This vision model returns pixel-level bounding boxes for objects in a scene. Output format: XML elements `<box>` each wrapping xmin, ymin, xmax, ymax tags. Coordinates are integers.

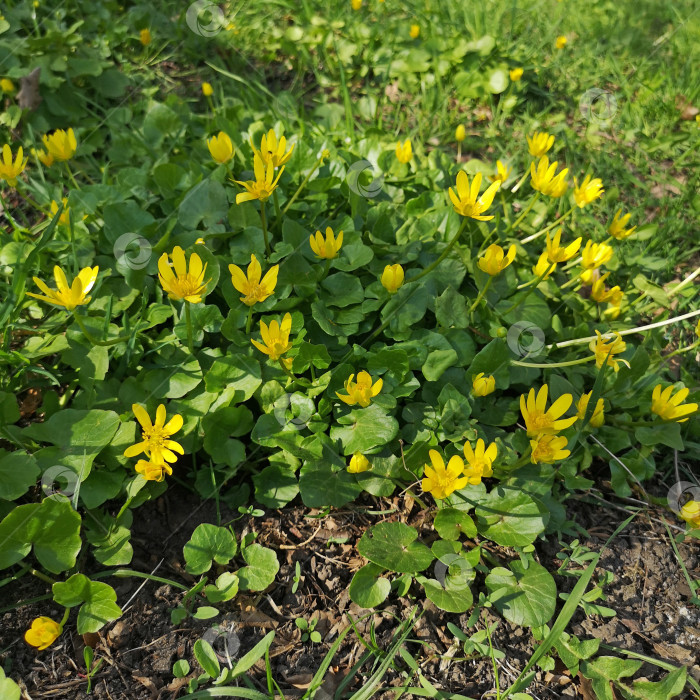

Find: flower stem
<box><xmin>511</xmin><ymin>355</ymin><xmax>596</xmax><ymax>369</ymax></box>
<box><xmin>279</xmin><ymin>154</ymin><xmax>325</xmax><ymax>221</ymax></box>
<box><xmin>469</xmin><ymin>276</ymin><xmax>493</xmax><ymax>313</ymax></box>
<box><xmin>72</xmin><ymin>313</ymin><xmax>130</xmax><ymax>347</ymax></box>
<box><xmin>408</xmin><ymin>218</ymin><xmax>469</xmax><ymax>284</ymax></box>
<box><xmin>64</xmin><ymin>162</ymin><xmax>80</xmax><ymax>190</ymax></box>
<box><xmin>279</xmin><ymin>358</ymin><xmax>296</xmax><ymax>383</ymax></box>
<box><xmin>185</xmin><ymin>302</ymin><xmax>194</xmax><ymax>353</ymax></box>
<box><xmin>507</xmin><ymin>191</ymin><xmax>539</xmax><ymax>233</ymax></box>
<box><xmin>548</xmin><ymin>308</ymin><xmax>700</xmax><ymax>350</ymax></box>
<box><xmin>260</xmin><ymin>202</ymin><xmax>271</xmax><ymax>257</ymax></box>
<box><xmin>245</xmin><ymin>305</ymin><xmax>254</xmax><ymax>335</ymax></box>
<box><xmin>273</xmin><ymin>189</ymin><xmax>282</xmax><ymax>226</ymax></box>
<box><xmin>503</xmin><ymin>269</ymin><xmax>548</xmax><ymax>314</ymax></box>
<box><xmin>520</xmin><ymin>205</ymin><xmax>575</xmax><ymax>244</ymax></box>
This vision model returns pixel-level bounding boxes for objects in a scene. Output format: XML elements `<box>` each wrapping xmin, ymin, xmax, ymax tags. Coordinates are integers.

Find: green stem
<box><xmin>665</xmin><ymin>340</ymin><xmax>700</xmax><ymax>358</ymax></box>
<box><xmin>509</xmin><ymin>168</ymin><xmax>530</xmax><ymax>194</ymax></box>
<box><xmin>511</xmin><ymin>450</ymin><xmax>533</xmax><ymax>469</ymax></box>
<box><xmin>73</xmin><ymin>313</ymin><xmax>130</xmax><ymax>347</ymax></box>
<box><xmin>319</xmin><ymin>257</ymin><xmax>332</xmax><ymax>282</ymax></box>
<box><xmin>503</xmin><ymin>269</ymin><xmax>548</xmax><ymax>314</ymax></box>
<box><xmin>507</xmin><ymin>191</ymin><xmax>539</xmax><ymax>233</ymax></box>
<box><xmin>511</xmin><ymin>355</ymin><xmax>596</xmax><ymax>369</ymax></box>
<box><xmin>64</xmin><ymin>162</ymin><xmax>80</xmax><ymax>190</ymax></box>
<box><xmin>521</xmin><ymin>205</ymin><xmax>575</xmax><ymax>244</ymax></box>
<box><xmin>408</xmin><ymin>218</ymin><xmax>469</xmax><ymax>284</ymax></box>
<box><xmin>30</xmin><ymin>569</ymin><xmax>56</xmax><ymax>585</ymax></box>
<box><xmin>667</xmin><ymin>265</ymin><xmax>700</xmax><ymax>298</ymax></box>
<box><xmin>245</xmin><ymin>305</ymin><xmax>254</xmax><ymax>335</ymax></box>
<box><xmin>260</xmin><ymin>202</ymin><xmax>271</xmax><ymax>257</ymax></box>
<box><xmin>273</xmin><ymin>188</ymin><xmax>282</xmax><ymax>225</ymax></box>
<box><xmin>278</xmin><ymin>358</ymin><xmax>295</xmax><ymax>383</ymax></box>
<box><xmin>185</xmin><ymin>302</ymin><xmax>194</xmax><ymax>353</ymax></box>
<box><xmin>59</xmin><ymin>608</ymin><xmax>70</xmax><ymax>629</ymax></box>
<box><xmin>469</xmin><ymin>276</ymin><xmax>493</xmax><ymax>313</ymax></box>
<box><xmin>279</xmin><ymin>154</ymin><xmax>325</xmax><ymax>221</ymax></box>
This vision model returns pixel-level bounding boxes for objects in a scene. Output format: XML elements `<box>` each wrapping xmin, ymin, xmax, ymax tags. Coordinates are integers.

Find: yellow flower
<box><xmin>555</xmin><ymin>35</ymin><xmax>567</xmax><ymax>49</ymax></box>
<box><xmin>158</xmin><ymin>246</ymin><xmax>208</xmax><ymax>303</ymax></box>
<box><xmin>229</xmin><ymin>254</ymin><xmax>278</xmax><ymax>306</ymax></box>
<box><xmin>234</xmin><ymin>153</ymin><xmax>284</xmax><ymax>204</ymax></box>
<box><xmin>251</xmin><ymin>129</ymin><xmax>295</xmax><ymax>169</ymax></box>
<box><xmin>530</xmin><ymin>434</ymin><xmax>570</xmax><ymax>464</ymax></box>
<box><xmin>207</xmin><ymin>131</ymin><xmax>234</xmax><ymax>164</ymax></box>
<box><xmin>32</xmin><ymin>147</ymin><xmax>54</xmax><ymax>167</ymax></box>
<box><xmin>395</xmin><ymin>138</ymin><xmax>413</xmax><ymax>164</ymax></box>
<box><xmin>351</xmin><ymin>0</ymin><xmax>362</xmax><ymax>9</ymax></box>
<box><xmin>135</xmin><ymin>459</ymin><xmax>172</xmax><ymax>482</ymax></box>
<box><xmin>651</xmin><ymin>384</ymin><xmax>698</xmax><ymax>423</ymax></box>
<box><xmin>422</xmin><ymin>449</ymin><xmax>468</xmax><ymax>500</ymax></box>
<box><xmin>449</xmin><ymin>171</ymin><xmax>501</xmax><ymax>220</ymax></box>
<box><xmin>195</xmin><ymin>237</ymin><xmax>206</xmax><ymax>245</ymax></box>
<box><xmin>125</xmin><ymin>404</ymin><xmax>184</xmax><ymax>463</ymax></box>
<box><xmin>27</xmin><ymin>265</ymin><xmax>98</xmax><ymax>310</ymax></box>
<box><xmin>573</xmin><ymin>175</ymin><xmax>604</xmax><ymax>208</ymax></box>
<box><xmin>409</xmin><ymin>24</ymin><xmax>420</xmax><ymax>38</ymax></box>
<box><xmin>463</xmin><ymin>439</ymin><xmax>497</xmax><ymax>484</ymax></box>
<box><xmin>520</xmin><ymin>385</ymin><xmax>577</xmax><ymax>437</ymax></box>
<box><xmin>576</xmin><ymin>391</ymin><xmax>605</xmax><ymax>427</ymax></box>
<box><xmin>336</xmin><ymin>371</ymin><xmax>383</xmax><ymax>408</ymax></box>
<box><xmin>581</xmin><ymin>240</ymin><xmax>613</xmax><ymax>269</ymax></box>
<box><xmin>472</xmin><ymin>372</ymin><xmax>495</xmax><ymax>397</ymax></box>
<box><xmin>251</xmin><ymin>313</ymin><xmax>294</xmax><ymax>361</ymax></box>
<box><xmin>140</xmin><ymin>28</ymin><xmax>151</xmax><ymax>45</ymax></box>
<box><xmin>477</xmin><ymin>243</ymin><xmax>516</xmax><ymax>276</ymax></box>
<box><xmin>608</xmin><ymin>210</ymin><xmax>636</xmax><ymax>240</ymax></box>
<box><xmin>680</xmin><ymin>501</ymin><xmax>700</xmax><ymax>529</ymax></box>
<box><xmin>455</xmin><ymin>124</ymin><xmax>466</xmax><ymax>142</ymax></box>
<box><xmin>488</xmin><ymin>160</ymin><xmax>511</xmax><ymax>184</ymax></box>
<box><xmin>530</xmin><ymin>156</ymin><xmax>569</xmax><ymax>197</ymax></box>
<box><xmin>590</xmin><ymin>273</ymin><xmax>622</xmax><ymax>305</ymax></box>
<box><xmin>509</xmin><ymin>67</ymin><xmax>523</xmax><ymax>82</ymax></box>
<box><xmin>589</xmin><ymin>330</ymin><xmax>627</xmax><ymax>372</ymax></box>
<box><xmin>0</xmin><ymin>143</ymin><xmax>28</xmax><ymax>185</ymax></box>
<box><xmin>42</xmin><ymin>128</ymin><xmax>77</xmax><ymax>162</ymax></box>
<box><xmin>348</xmin><ymin>452</ymin><xmax>370</xmax><ymax>473</ymax></box>
<box><xmin>533</xmin><ymin>251</ymin><xmax>557</xmax><ymax>280</ymax></box>
<box><xmin>545</xmin><ymin>228</ymin><xmax>581</xmax><ymax>263</ymax></box>
<box><xmin>321</xmin><ymin>148</ymin><xmax>331</xmax><ymax>162</ymax></box>
<box><xmin>0</xmin><ymin>78</ymin><xmax>15</xmax><ymax>93</ymax></box>
<box><xmin>696</xmin><ymin>319</ymin><xmax>700</xmax><ymax>339</ymax></box>
<box><xmin>381</xmin><ymin>264</ymin><xmax>404</xmax><ymax>293</ymax></box>
<box><xmin>25</xmin><ymin>617</ymin><xmax>62</xmax><ymax>650</ymax></box>
<box><xmin>310</xmin><ymin>227</ymin><xmax>343</xmax><ymax>259</ymax></box>
<box><xmin>202</xmin><ymin>82</ymin><xmax>213</xmax><ymax>96</ymax></box>
<box><xmin>526</xmin><ymin>131</ymin><xmax>554</xmax><ymax>158</ymax></box>
<box><xmin>49</xmin><ymin>198</ymin><xmax>72</xmax><ymax>226</ymax></box>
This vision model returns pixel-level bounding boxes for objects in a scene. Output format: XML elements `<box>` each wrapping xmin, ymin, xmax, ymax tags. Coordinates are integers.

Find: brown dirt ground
<box><xmin>1</xmin><ymin>481</ymin><xmax>698</xmax><ymax>700</ymax></box>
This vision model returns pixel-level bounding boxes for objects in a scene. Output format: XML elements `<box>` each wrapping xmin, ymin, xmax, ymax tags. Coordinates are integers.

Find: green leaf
<box><xmin>330</xmin><ymin>404</ymin><xmax>399</xmax><ymax>454</ymax></box>
<box><xmin>417</xmin><ymin>575</ymin><xmax>474</xmax><ymax>613</ymax></box>
<box><xmin>173</xmin><ymin>659</ymin><xmax>191</xmax><ymax>678</ymax></box>
<box><xmin>194</xmin><ymin>639</ymin><xmax>221</xmax><ymax>678</ymax></box>
<box><xmin>435</xmin><ymin>286</ymin><xmax>469</xmax><ymax>329</ymax></box>
<box><xmin>179</xmin><ymin>179</ymin><xmax>228</xmax><ymax>229</ymax></box>
<box><xmin>23</xmin><ymin>409</ymin><xmax>121</xmax><ymax>481</ymax></box>
<box><xmin>0</xmin><ymin>450</ymin><xmax>40</xmax><ymax>500</ymax></box>
<box><xmin>422</xmin><ymin>348</ymin><xmax>459</xmax><ymax>381</ymax></box>
<box><xmin>228</xmin><ymin>631</ymin><xmax>275</xmax><ymax>679</ymax></box>
<box><xmin>0</xmin><ymin>667</ymin><xmax>21</xmax><ymax>700</ymax></box>
<box><xmin>299</xmin><ymin>461</ymin><xmax>363</xmax><ymax>507</ymax></box>
<box><xmin>183</xmin><ymin>524</ymin><xmax>237</xmax><ymax>575</ymax></box>
<box><xmin>434</xmin><ymin>508</ymin><xmax>477</xmax><ymax>540</ymax></box>
<box><xmin>52</xmin><ymin>574</ymin><xmax>122</xmax><ymax>634</ymax></box>
<box><xmin>623</xmin><ymin>666</ymin><xmax>687</xmax><ymax>700</ymax></box>
<box><xmin>237</xmin><ymin>544</ymin><xmax>279</xmax><ymax>591</ymax></box>
<box><xmin>485</xmin><ymin>560</ymin><xmax>556</xmax><ymax>627</ymax></box>
<box><xmin>475</xmin><ymin>486</ymin><xmax>548</xmax><ymax>547</ymax></box>
<box><xmin>0</xmin><ymin>498</ymin><xmax>82</xmax><ymax>573</ymax></box>
<box><xmin>358</xmin><ymin>522</ymin><xmax>434</xmax><ymax>573</ymax></box>
<box><xmin>635</xmin><ymin>423</ymin><xmax>684</xmax><ymax>450</ymax></box>
<box><xmin>349</xmin><ymin>563</ymin><xmax>391</xmax><ymax>608</ymax></box>
<box><xmin>204</xmin><ymin>355</ymin><xmax>262</xmax><ymax>399</ymax></box>
<box><xmin>466</xmin><ymin>339</ymin><xmax>511</xmax><ymax>389</ymax></box>
<box><xmin>205</xmin><ymin>572</ymin><xmax>239</xmax><ymax>603</ymax></box>
<box><xmin>0</xmin><ymin>391</ymin><xmax>20</xmax><ymax>425</ymax></box>
<box><xmin>253</xmin><ymin>465</ymin><xmax>299</xmax><ymax>508</ymax></box>
<box><xmin>321</xmin><ymin>273</ymin><xmax>364</xmax><ymax>307</ymax></box>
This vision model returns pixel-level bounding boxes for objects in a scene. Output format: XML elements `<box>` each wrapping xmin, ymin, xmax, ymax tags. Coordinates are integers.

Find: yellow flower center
<box><xmin>172</xmin><ymin>274</ymin><xmax>204</xmax><ymax>297</ymax></box>
<box><xmin>529</xmin><ymin>413</ymin><xmax>553</xmax><ymax>432</ymax></box>
<box><xmin>243</xmin><ymin>283</ymin><xmax>266</xmax><ymax>304</ymax></box>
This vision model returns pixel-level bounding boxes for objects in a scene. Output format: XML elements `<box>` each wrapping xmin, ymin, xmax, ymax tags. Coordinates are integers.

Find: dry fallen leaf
<box><xmin>17</xmin><ymin>67</ymin><xmax>41</xmax><ymax>110</ymax></box>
